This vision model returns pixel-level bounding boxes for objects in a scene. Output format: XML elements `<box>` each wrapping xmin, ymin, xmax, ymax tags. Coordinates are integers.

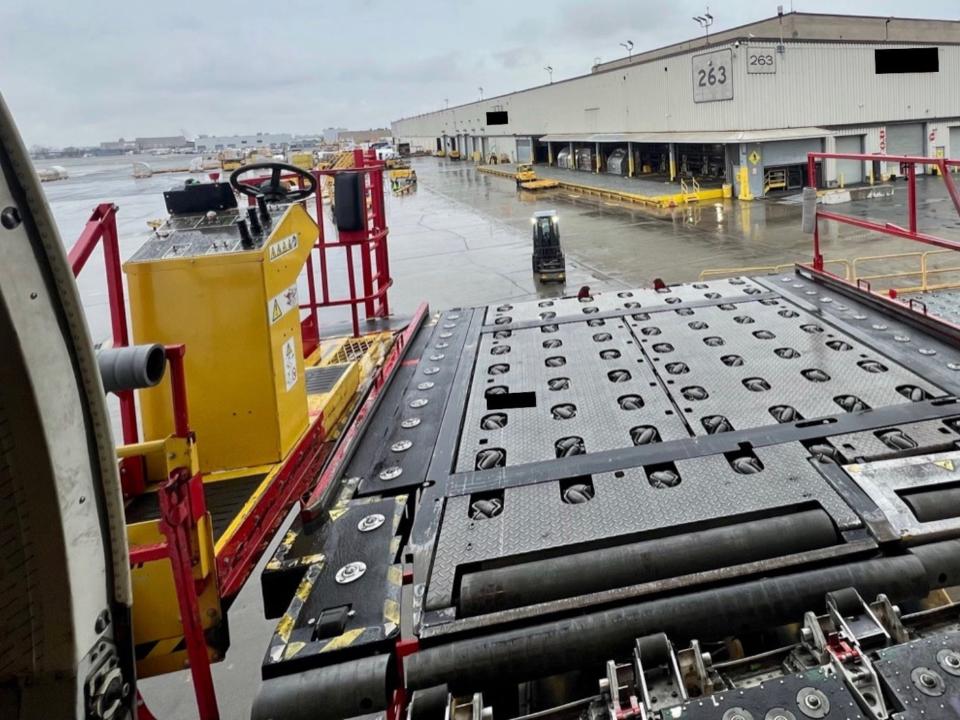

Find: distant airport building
<box><xmin>99</xmin><ymin>138</ymin><xmax>138</xmax><ymax>154</ymax></box>
<box><xmin>135</xmin><ymin>136</ymin><xmax>192</xmax><ymax>151</ymax></box>
<box><xmin>194</xmin><ymin>133</ymin><xmax>294</xmax><ymax>151</ymax></box>
<box><xmin>392</xmin><ymin>12</ymin><xmax>960</xmax><ymax>198</ymax></box>
<box><xmin>338</xmin><ymin>129</ymin><xmax>391</xmax><ymax>145</ymax></box>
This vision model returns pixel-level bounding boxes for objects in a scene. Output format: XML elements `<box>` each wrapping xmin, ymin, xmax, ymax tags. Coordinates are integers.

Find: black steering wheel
<box><xmin>229</xmin><ymin>162</ymin><xmax>317</xmax><ymax>203</ymax></box>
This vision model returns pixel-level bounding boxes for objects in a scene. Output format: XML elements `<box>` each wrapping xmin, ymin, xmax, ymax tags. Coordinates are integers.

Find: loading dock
<box><xmin>538</xmin><ymin>129</ymin><xmax>832</xmax><ymax>198</ymax></box>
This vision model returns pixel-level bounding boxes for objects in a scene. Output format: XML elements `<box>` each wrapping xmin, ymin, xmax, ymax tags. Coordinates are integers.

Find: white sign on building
<box><xmin>692</xmin><ymin>49</ymin><xmax>733</xmax><ymax>103</ymax></box>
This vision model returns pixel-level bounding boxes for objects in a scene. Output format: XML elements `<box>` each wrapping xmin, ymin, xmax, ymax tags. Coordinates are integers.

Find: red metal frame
<box><xmin>215</xmin><ymin>408</ymin><xmax>334</xmax><ymax>598</ymax></box>
<box><xmin>237</xmin><ymin>154</ymin><xmax>393</xmax><ymax>347</ymax></box>
<box><xmin>306</xmin><ymin>149</ymin><xmax>393</xmax><ymax>339</ymax></box>
<box><xmin>68</xmin><ymin>203</ymin><xmax>147</xmax><ymax>495</ymax></box>
<box><xmin>300</xmin><ymin>301</ymin><xmax>428</xmax><ymax>517</ymax></box>
<box><xmin>124</xmin><ymin>346</ymin><xmax>220</xmax><ymax>720</ymax></box>
<box><xmin>803</xmin><ymin>151</ymin><xmax>960</xmax><ymax>338</ymax></box>
<box><xmin>130</xmin><ymin>466</ymin><xmax>219</xmax><ymax>720</ymax></box>
<box><xmin>806</xmin><ymin>152</ymin><xmax>960</xmax><ymax>272</ymax></box>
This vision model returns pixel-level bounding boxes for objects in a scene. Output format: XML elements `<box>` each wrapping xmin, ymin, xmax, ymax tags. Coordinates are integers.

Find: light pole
<box><xmin>619</xmin><ymin>40</ymin><xmax>634</xmax><ymax>59</ymax></box>
<box><xmin>444</xmin><ymin>98</ymin><xmax>449</xmax><ymax>109</ymax></box>
<box><xmin>479</xmin><ymin>86</ymin><xmax>484</xmax><ymax>100</ymax></box>
<box><xmin>693</xmin><ymin>8</ymin><xmax>714</xmax><ymax>43</ymax></box>
<box><xmin>544</xmin><ymin>65</ymin><xmax>553</xmax><ymax>83</ymax></box>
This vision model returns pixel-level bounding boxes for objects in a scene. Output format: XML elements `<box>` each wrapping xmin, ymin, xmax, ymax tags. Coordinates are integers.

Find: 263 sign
<box><xmin>692</xmin><ymin>49</ymin><xmax>733</xmax><ymax>103</ymax></box>
<box><xmin>747</xmin><ymin>47</ymin><xmax>777</xmax><ymax>74</ymax></box>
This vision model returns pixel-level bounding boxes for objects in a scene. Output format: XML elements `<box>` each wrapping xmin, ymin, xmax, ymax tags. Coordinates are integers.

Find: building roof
<box><xmin>540</xmin><ymin>128</ymin><xmax>834</xmax><ymax>145</ymax></box>
<box><xmin>594</xmin><ymin>12</ymin><xmax>960</xmax><ymax>73</ymax></box>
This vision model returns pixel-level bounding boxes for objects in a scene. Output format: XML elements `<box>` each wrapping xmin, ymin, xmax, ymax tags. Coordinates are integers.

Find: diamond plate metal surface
<box><xmin>484</xmin><ymin>277</ymin><xmax>768</xmax><ymax>325</ymax></box>
<box><xmin>918</xmin><ymin>288</ymin><xmax>960</xmax><ymax>324</ymax></box>
<box><xmin>428</xmin><ymin>442</ymin><xmax>862</xmax><ymax>609</ymax></box>
<box><xmin>829</xmin><ymin>419</ymin><xmax>960</xmax><ymax>460</ymax></box>
<box><xmin>629</xmin><ymin>295</ymin><xmax>945</xmax><ymax>435</ymax></box>
<box><xmin>455</xmin><ymin>317</ymin><xmax>690</xmax><ymax>471</ymax></box>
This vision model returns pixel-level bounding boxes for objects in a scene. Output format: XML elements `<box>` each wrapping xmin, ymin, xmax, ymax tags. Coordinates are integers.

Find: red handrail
<box><xmin>806</xmin><ymin>152</ymin><xmax>960</xmax><ymax>273</ymax></box>
<box><xmin>237</xmin><ymin>151</ymin><xmax>394</xmax><ymax>345</ymax></box>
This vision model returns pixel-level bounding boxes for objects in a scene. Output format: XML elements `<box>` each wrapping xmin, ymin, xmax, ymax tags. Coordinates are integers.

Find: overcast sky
<box><xmin>1</xmin><ymin>0</ymin><xmax>957</xmax><ymax>147</ymax></box>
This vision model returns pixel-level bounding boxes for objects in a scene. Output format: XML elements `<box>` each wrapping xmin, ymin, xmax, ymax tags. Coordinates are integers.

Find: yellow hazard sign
<box><xmin>267</xmin><ymin>283</ymin><xmax>298</xmax><ymax>325</ymax></box>
<box><xmin>933</xmin><ymin>459</ymin><xmax>955</xmax><ymax>471</ymax></box>
<box><xmin>748</xmin><ymin>150</ymin><xmax>761</xmax><ymax>166</ymax></box>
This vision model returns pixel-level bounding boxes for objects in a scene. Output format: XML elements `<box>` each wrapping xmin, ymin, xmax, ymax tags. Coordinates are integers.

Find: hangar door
<box><xmin>950</xmin><ymin>127</ymin><xmax>960</xmax><ymax>160</ymax></box>
<box><xmin>516</xmin><ymin>137</ymin><xmax>532</xmax><ymax>163</ymax></box>
<box><xmin>835</xmin><ymin>135</ymin><xmax>864</xmax><ymax>185</ymax></box>
<box><xmin>886</xmin><ymin>123</ymin><xmax>924</xmax><ymax>156</ymax></box>
<box><xmin>762</xmin><ymin>138</ymin><xmax>823</xmax><ymax>166</ymax></box>
<box><xmin>761</xmin><ymin>137</ymin><xmax>824</xmax><ymax>191</ymax></box>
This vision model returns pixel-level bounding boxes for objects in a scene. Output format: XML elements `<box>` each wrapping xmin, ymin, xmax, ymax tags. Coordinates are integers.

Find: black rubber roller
<box><xmin>901</xmin><ymin>486</ymin><xmax>960</xmax><ymax>523</ymax></box>
<box><xmin>251</xmin><ymin>654</ymin><xmax>392</xmax><ymax>720</ymax></box>
<box><xmin>407</xmin><ymin>545</ymin><xmax>960</xmax><ymax>691</ymax></box>
<box><xmin>458</xmin><ymin>508</ymin><xmax>839</xmax><ymax>616</ymax></box>
<box><xmin>408</xmin><ymin>685</ymin><xmax>449</xmax><ymax>720</ymax></box>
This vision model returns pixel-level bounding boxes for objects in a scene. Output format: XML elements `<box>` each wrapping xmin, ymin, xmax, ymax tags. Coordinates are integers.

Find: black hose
<box><xmin>459</xmin><ymin>508</ymin><xmax>838</xmax><ymax>616</ymax></box>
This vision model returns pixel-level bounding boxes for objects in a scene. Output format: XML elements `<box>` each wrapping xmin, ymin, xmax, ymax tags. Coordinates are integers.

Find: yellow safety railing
<box><xmin>699</xmin><ymin>250</ymin><xmax>960</xmax><ymax>296</ymax></box>
<box><xmin>853</xmin><ymin>249</ymin><xmax>960</xmax><ymax>294</ymax></box>
<box><xmin>763</xmin><ymin>168</ymin><xmax>787</xmax><ymax>195</ymax></box>
<box><xmin>699</xmin><ymin>258</ymin><xmax>851</xmax><ymax>282</ymax></box>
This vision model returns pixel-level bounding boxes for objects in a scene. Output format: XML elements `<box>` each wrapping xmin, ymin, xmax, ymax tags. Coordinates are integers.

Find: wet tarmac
<box><xmin>37</xmin><ymin>154</ymin><xmax>960</xmax><ymax>719</ymax></box>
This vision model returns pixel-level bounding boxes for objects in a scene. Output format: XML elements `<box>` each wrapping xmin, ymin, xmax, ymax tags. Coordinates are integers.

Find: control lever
<box><xmin>257</xmin><ymin>196</ymin><xmax>272</xmax><ymax>227</ymax></box>
<box><xmin>247</xmin><ymin>206</ymin><xmax>263</xmax><ymax>235</ymax></box>
<box><xmin>237</xmin><ymin>218</ymin><xmax>254</xmax><ymax>248</ymax></box>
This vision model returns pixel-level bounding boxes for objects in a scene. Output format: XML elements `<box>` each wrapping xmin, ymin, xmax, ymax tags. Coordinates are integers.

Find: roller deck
<box><xmin>254</xmin><ymin>259</ymin><xmax>960</xmax><ymax>719</ymax></box>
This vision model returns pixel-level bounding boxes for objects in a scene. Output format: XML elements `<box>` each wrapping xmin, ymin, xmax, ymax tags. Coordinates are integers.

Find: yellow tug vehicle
<box><xmin>67</xmin><ymin>150</ymin><xmax>411</xmax><ymax>719</ymax></box>
<box><xmin>515</xmin><ymin>162</ymin><xmax>559</xmax><ymax>190</ymax></box>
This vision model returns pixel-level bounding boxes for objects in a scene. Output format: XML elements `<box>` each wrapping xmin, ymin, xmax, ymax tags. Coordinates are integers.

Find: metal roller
<box><xmin>251</xmin><ymin>654</ymin><xmax>392</xmax><ymax>720</ymax></box>
<box><xmin>408</xmin><ymin>685</ymin><xmax>449</xmax><ymax>720</ymax></box>
<box><xmin>459</xmin><ymin>508</ymin><xmax>839</xmax><ymax>616</ymax></box>
<box><xmin>901</xmin><ymin>486</ymin><xmax>960</xmax><ymax>523</ymax></box>
<box><xmin>408</xmin><ymin>542</ymin><xmax>960</xmax><ymax>691</ymax></box>
<box><xmin>96</xmin><ymin>343</ymin><xmax>166</xmax><ymax>394</ymax></box>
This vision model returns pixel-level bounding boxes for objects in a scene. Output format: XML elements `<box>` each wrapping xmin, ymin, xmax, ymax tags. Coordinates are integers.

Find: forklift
<box><xmin>531</xmin><ymin>209</ymin><xmax>566</xmax><ymax>282</ymax></box>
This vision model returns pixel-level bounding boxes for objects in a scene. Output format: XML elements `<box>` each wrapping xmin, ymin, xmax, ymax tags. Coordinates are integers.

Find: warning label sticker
<box><xmin>268</xmin><ymin>233</ymin><xmax>299</xmax><ymax>262</ymax></box>
<box><xmin>268</xmin><ymin>283</ymin><xmax>298</xmax><ymax>325</ymax></box>
<box><xmin>282</xmin><ymin>337</ymin><xmax>297</xmax><ymax>391</ymax></box>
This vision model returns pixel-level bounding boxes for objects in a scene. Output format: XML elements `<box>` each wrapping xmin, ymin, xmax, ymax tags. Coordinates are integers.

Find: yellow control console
<box><xmin>125</xmin><ymin>199</ymin><xmax>316</xmax><ymax>474</ymax></box>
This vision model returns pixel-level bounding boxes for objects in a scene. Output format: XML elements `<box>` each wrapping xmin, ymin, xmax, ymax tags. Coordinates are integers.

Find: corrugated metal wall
<box><xmin>393</xmin><ymin>42</ymin><xmax>960</xmax><ymax>140</ymax></box>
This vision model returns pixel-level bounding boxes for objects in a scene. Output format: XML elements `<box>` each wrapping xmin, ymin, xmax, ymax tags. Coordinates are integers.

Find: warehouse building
<box><xmin>391</xmin><ymin>12</ymin><xmax>960</xmax><ymax>199</ymax></box>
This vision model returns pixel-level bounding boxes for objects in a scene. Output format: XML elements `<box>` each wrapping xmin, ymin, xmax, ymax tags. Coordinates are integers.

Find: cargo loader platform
<box><xmin>250</xmin><ymin>151</ymin><xmax>960</xmax><ymax>720</ymax></box>
<box><xmin>254</xmin><ymin>266</ymin><xmax>960</xmax><ymax>720</ymax></box>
